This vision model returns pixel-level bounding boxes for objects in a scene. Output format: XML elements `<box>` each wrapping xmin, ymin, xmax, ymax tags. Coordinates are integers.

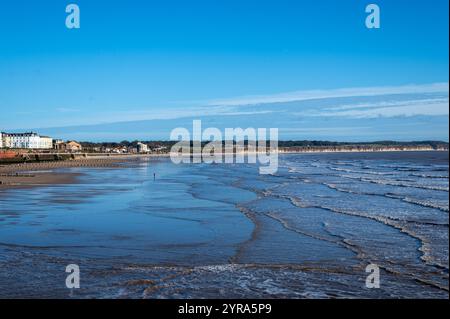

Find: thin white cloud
<box><xmin>308</xmin><ymin>101</ymin><xmax>449</xmax><ymax>118</ymax></box>
<box><xmin>99</xmin><ymin>106</ymin><xmax>275</xmax><ymax>122</ymax></box>
<box><xmin>280</xmin><ymin>127</ymin><xmax>374</xmax><ymax>137</ymax></box>
<box><xmin>323</xmin><ymin>98</ymin><xmax>448</xmax><ymax>112</ymax></box>
<box><xmin>7</xmin><ymin>83</ymin><xmax>448</xmax><ymax>131</ymax></box>
<box><xmin>281</xmin><ymin>126</ymin><xmax>372</xmax><ymax>132</ymax></box>
<box><xmin>207</xmin><ymin>82</ymin><xmax>449</xmax><ymax>106</ymax></box>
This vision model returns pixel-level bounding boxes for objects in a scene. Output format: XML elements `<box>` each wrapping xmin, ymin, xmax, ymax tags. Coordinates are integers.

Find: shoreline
<box><xmin>0</xmin><ymin>149</ymin><xmax>447</xmax><ymax>190</ymax></box>
<box><xmin>1</xmin><ymin>148</ymin><xmax>447</xmax><ymax>173</ymax></box>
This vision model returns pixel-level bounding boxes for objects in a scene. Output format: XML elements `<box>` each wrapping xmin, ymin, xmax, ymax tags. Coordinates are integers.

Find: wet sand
<box><xmin>0</xmin><ymin>156</ymin><xmax>140</xmax><ymax>189</ymax></box>
<box><xmin>0</xmin><ymin>172</ymin><xmax>80</xmax><ymax>189</ymax></box>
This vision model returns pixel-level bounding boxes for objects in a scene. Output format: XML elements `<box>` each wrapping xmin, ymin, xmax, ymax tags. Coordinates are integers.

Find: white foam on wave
<box><xmin>339</xmin><ymin>174</ymin><xmax>449</xmax><ymax>192</ymax></box>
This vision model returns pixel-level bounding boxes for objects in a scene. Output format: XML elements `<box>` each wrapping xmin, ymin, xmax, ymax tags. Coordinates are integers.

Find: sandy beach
<box><xmin>0</xmin><ymin>155</ymin><xmax>146</xmax><ymax>189</ymax></box>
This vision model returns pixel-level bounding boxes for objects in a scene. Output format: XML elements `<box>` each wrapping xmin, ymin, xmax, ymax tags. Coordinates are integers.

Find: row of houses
<box><xmin>99</xmin><ymin>142</ymin><xmax>150</xmax><ymax>154</ymax></box>
<box><xmin>0</xmin><ymin>132</ymin><xmax>160</xmax><ymax>154</ymax></box>
<box><xmin>0</xmin><ymin>132</ymin><xmax>82</xmax><ymax>152</ymax></box>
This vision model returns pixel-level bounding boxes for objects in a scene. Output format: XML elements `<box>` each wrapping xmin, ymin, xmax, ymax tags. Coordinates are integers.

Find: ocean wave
<box><xmin>322</xmin><ymin>182</ymin><xmax>449</xmax><ymax>213</ymax></box>
<box><xmin>282</xmin><ymin>193</ymin><xmax>448</xmax><ymax>273</ymax></box>
<box><xmin>329</xmin><ymin>167</ymin><xmax>392</xmax><ymax>176</ymax></box>
<box><xmin>411</xmin><ymin>173</ymin><xmax>450</xmax><ymax>179</ymax></box>
<box><xmin>338</xmin><ymin>174</ymin><xmax>449</xmax><ymax>192</ymax></box>
<box><xmin>116</xmin><ymin>261</ymin><xmax>447</xmax><ymax>298</ymax></box>
<box><xmin>387</xmin><ymin>195</ymin><xmax>449</xmax><ymax>213</ymax></box>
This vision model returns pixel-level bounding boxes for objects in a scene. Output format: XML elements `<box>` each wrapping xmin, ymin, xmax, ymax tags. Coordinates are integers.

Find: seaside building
<box><xmin>136</xmin><ymin>142</ymin><xmax>149</xmax><ymax>153</ymax></box>
<box><xmin>66</xmin><ymin>141</ymin><xmax>82</xmax><ymax>152</ymax></box>
<box><xmin>152</xmin><ymin>146</ymin><xmax>168</xmax><ymax>153</ymax></box>
<box><xmin>112</xmin><ymin>147</ymin><xmax>128</xmax><ymax>154</ymax></box>
<box><xmin>0</xmin><ymin>132</ymin><xmax>50</xmax><ymax>149</ymax></box>
<box><xmin>53</xmin><ymin>139</ymin><xmax>64</xmax><ymax>150</ymax></box>
<box><xmin>39</xmin><ymin>136</ymin><xmax>53</xmax><ymax>149</ymax></box>
<box><xmin>54</xmin><ymin>140</ymin><xmax>82</xmax><ymax>153</ymax></box>
<box><xmin>0</xmin><ymin>132</ymin><xmax>57</xmax><ymax>150</ymax></box>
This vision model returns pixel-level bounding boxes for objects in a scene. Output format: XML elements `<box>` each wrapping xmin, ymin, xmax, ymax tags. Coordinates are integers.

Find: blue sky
<box><xmin>0</xmin><ymin>0</ymin><xmax>448</xmax><ymax>141</ymax></box>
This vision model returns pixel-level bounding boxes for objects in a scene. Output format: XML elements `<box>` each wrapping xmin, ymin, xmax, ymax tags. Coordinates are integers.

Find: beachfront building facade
<box><xmin>65</xmin><ymin>141</ymin><xmax>82</xmax><ymax>152</ymax></box>
<box><xmin>53</xmin><ymin>139</ymin><xmax>64</xmax><ymax>150</ymax></box>
<box><xmin>39</xmin><ymin>136</ymin><xmax>53</xmax><ymax>149</ymax></box>
<box><xmin>2</xmin><ymin>132</ymin><xmax>41</xmax><ymax>149</ymax></box>
<box><xmin>54</xmin><ymin>140</ymin><xmax>82</xmax><ymax>153</ymax></box>
<box><xmin>137</xmin><ymin>142</ymin><xmax>149</xmax><ymax>153</ymax></box>
<box><xmin>0</xmin><ymin>132</ymin><xmax>54</xmax><ymax>149</ymax></box>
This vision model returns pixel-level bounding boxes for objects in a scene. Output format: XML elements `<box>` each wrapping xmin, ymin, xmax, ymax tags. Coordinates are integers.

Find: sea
<box><xmin>0</xmin><ymin>151</ymin><xmax>448</xmax><ymax>298</ymax></box>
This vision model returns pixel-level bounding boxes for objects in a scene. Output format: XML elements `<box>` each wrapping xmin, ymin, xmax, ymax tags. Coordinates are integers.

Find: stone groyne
<box><xmin>0</xmin><ymin>151</ymin><xmax>87</xmax><ymax>164</ymax></box>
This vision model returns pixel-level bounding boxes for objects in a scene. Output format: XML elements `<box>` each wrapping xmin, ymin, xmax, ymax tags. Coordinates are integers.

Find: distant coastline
<box><xmin>0</xmin><ymin>146</ymin><xmax>447</xmax><ymax>191</ymax></box>
<box><xmin>0</xmin><ymin>140</ymin><xmax>448</xmax><ymax>165</ymax></box>
<box><xmin>279</xmin><ymin>144</ymin><xmax>448</xmax><ymax>153</ymax></box>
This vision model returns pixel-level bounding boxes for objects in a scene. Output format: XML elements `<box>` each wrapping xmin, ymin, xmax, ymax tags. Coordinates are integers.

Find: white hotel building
<box><xmin>0</xmin><ymin>132</ymin><xmax>53</xmax><ymax>149</ymax></box>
